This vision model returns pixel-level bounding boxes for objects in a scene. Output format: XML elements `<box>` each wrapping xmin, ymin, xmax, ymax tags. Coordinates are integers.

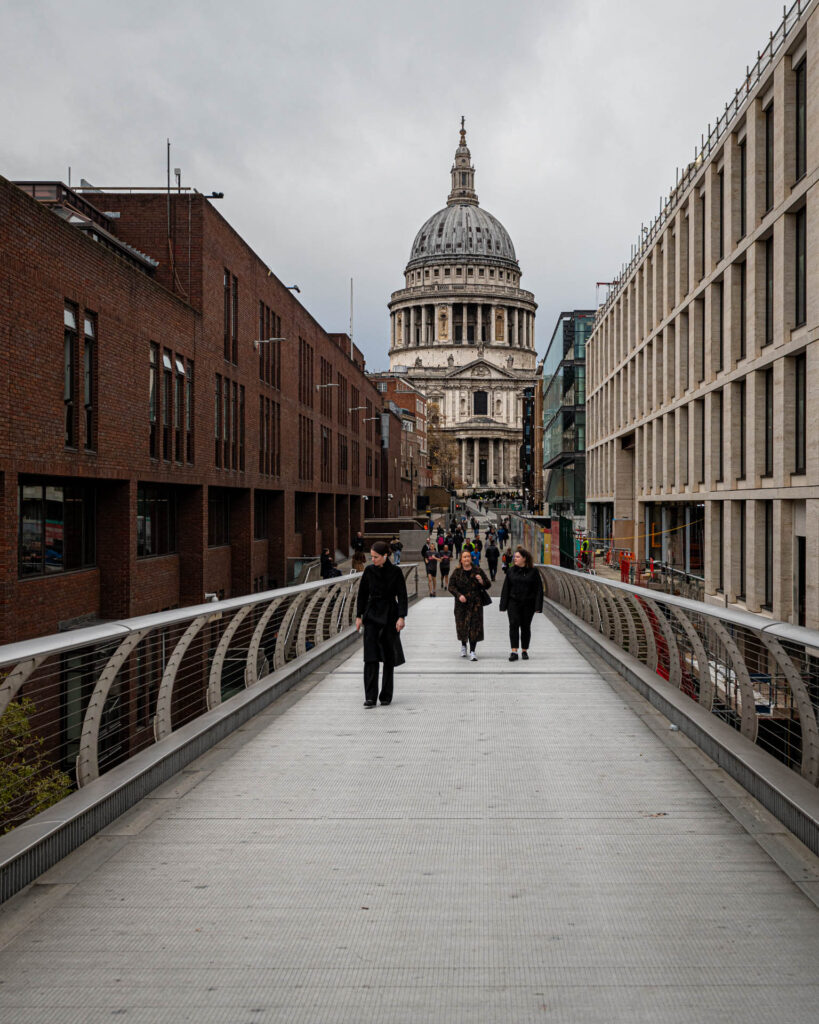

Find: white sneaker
<box><xmin>469</xmin><ymin>651</ymin><xmax>478</xmax><ymax>661</ymax></box>
<box><xmin>460</xmin><ymin>644</ymin><xmax>467</xmax><ymax>658</ymax></box>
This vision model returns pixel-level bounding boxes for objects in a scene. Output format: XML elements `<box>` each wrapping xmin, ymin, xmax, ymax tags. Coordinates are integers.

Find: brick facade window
<box><xmin>231</xmin><ymin>275</ymin><xmax>239</xmax><ymax>364</ymax></box>
<box><xmin>185</xmin><ymin>361</ymin><xmax>194</xmax><ymax>463</ymax></box>
<box><xmin>223</xmin><ymin>269</ymin><xmax>231</xmax><ymax>361</ymax></box>
<box><xmin>64</xmin><ymin>303</ymin><xmax>79</xmax><ymax>448</ymax></box>
<box><xmin>162</xmin><ymin>349</ymin><xmax>173</xmax><ymax>460</ymax></box>
<box><xmin>337</xmin><ymin>434</ymin><xmax>348</xmax><ymax>484</ymax></box>
<box><xmin>174</xmin><ymin>355</ymin><xmax>185</xmax><ymax>462</ymax></box>
<box><xmin>254</xmin><ymin>491</ymin><xmax>272</xmax><ymax>540</ymax></box>
<box><xmin>137</xmin><ymin>483</ymin><xmax>177</xmax><ymax>558</ymax></box>
<box><xmin>83</xmin><ymin>313</ymin><xmax>96</xmax><ymax>452</ymax></box>
<box><xmin>351</xmin><ymin>439</ymin><xmax>360</xmax><ymax>486</ymax></box>
<box><xmin>215</xmin><ymin>373</ymin><xmax>222</xmax><ymax>467</ymax></box>
<box><xmin>298</xmin><ymin>415</ymin><xmax>314</xmax><ymax>480</ymax></box>
<box><xmin>337</xmin><ymin>373</ymin><xmax>347</xmax><ymax>427</ymax></box>
<box><xmin>319</xmin><ymin>357</ymin><xmax>333</xmax><ymax>417</ymax></box>
<box><xmin>321</xmin><ymin>425</ymin><xmax>332</xmax><ymax>483</ymax></box>
<box><xmin>149</xmin><ymin>343</ymin><xmax>159</xmax><ymax>458</ymax></box>
<box><xmin>19</xmin><ymin>479</ymin><xmax>96</xmax><ymax>576</ymax></box>
<box><xmin>298</xmin><ymin>338</ymin><xmax>314</xmax><ymax>406</ymax></box>
<box><xmin>214</xmin><ymin>374</ymin><xmax>244</xmax><ymax>470</ymax></box>
<box><xmin>208</xmin><ymin>488</ymin><xmax>231</xmax><ymax>547</ymax></box>
<box><xmin>258</xmin><ymin>302</ymin><xmax>281</xmax><ymax>387</ymax></box>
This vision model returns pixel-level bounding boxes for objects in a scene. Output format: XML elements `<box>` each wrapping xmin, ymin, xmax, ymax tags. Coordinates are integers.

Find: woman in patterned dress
<box><xmin>448</xmin><ymin>549</ymin><xmax>491</xmax><ymax>661</ymax></box>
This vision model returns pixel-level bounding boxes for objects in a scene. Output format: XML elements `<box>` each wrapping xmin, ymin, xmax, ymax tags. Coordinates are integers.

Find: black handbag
<box><xmin>480</xmin><ymin>589</ymin><xmax>492</xmax><ymax>607</ymax></box>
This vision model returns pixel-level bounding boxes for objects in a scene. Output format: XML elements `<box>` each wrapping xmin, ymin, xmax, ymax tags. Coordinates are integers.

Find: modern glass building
<box><xmin>541</xmin><ymin>311</ymin><xmax>594</xmax><ymax>525</ymax></box>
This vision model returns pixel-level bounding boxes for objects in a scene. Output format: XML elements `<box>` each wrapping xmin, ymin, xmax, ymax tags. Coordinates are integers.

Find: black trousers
<box><xmin>364</xmin><ymin>660</ymin><xmax>394</xmax><ymax>704</ymax></box>
<box><xmin>507</xmin><ymin>601</ymin><xmax>536</xmax><ymax>650</ymax></box>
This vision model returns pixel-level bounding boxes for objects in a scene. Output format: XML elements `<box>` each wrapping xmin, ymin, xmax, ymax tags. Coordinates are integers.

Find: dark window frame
<box><xmin>795</xmin><ymin>351</ymin><xmax>806</xmax><ymax>474</ymax></box>
<box><xmin>137</xmin><ymin>483</ymin><xmax>178</xmax><ymax>558</ymax></box>
<box><xmin>18</xmin><ymin>479</ymin><xmax>96</xmax><ymax>577</ymax></box>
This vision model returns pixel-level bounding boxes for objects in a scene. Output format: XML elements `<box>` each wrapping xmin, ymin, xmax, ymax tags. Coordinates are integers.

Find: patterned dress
<box><xmin>448</xmin><ymin>566</ymin><xmax>491</xmax><ymax>644</ymax></box>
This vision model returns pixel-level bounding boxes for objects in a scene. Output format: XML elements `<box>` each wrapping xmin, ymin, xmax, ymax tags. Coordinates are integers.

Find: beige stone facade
<box><xmin>388</xmin><ymin>123</ymin><xmax>537</xmax><ymax>492</ymax></box>
<box><xmin>586</xmin><ymin>0</ymin><xmax>819</xmax><ymax>627</ymax></box>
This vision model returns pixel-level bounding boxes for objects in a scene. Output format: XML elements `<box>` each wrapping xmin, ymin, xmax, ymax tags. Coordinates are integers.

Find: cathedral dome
<box><xmin>406</xmin><ymin>204</ymin><xmax>518</xmax><ymax>271</ymax></box>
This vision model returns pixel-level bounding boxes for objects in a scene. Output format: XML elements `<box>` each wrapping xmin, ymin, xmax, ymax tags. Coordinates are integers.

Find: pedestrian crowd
<box><xmin>351</xmin><ymin>509</ymin><xmax>543</xmax><ymax>706</ymax></box>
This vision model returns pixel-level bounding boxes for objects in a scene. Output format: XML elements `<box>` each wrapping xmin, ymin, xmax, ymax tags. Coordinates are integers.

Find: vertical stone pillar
<box><xmin>514</xmin><ymin>308</ymin><xmax>520</xmax><ymax>347</ymax></box>
<box><xmin>462</xmin><ymin>304</ymin><xmax>468</xmax><ymax>345</ymax></box>
<box><xmin>473</xmin><ymin>438</ymin><xmax>479</xmax><ymax>486</ymax></box>
<box><xmin>410</xmin><ymin>306</ymin><xmax>416</xmax><ymax>347</ymax></box>
<box><xmin>489</xmin><ymin>438</ymin><xmax>495</xmax><ymax>483</ymax></box>
<box><xmin>490</xmin><ymin>305</ymin><xmax>497</xmax><ymax>344</ymax></box>
<box><xmin>503</xmin><ymin>307</ymin><xmax>508</xmax><ymax>344</ymax></box>
<box><xmin>447</xmin><ymin>303</ymin><xmax>453</xmax><ymax>344</ymax></box>
<box><xmin>461</xmin><ymin>438</ymin><xmax>466</xmax><ymax>483</ymax></box>
<box><xmin>476</xmin><ymin>304</ymin><xmax>483</xmax><ymax>344</ymax></box>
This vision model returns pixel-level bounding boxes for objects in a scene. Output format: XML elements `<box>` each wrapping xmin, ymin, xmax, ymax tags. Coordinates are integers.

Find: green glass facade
<box><xmin>541</xmin><ymin>311</ymin><xmax>594</xmax><ymax>519</ymax></box>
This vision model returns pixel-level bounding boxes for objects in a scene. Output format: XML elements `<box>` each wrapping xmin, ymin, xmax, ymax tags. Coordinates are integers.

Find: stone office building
<box><xmin>387</xmin><ymin>122</ymin><xmax>538</xmax><ymax>492</ymax></box>
<box><xmin>586</xmin><ymin>0</ymin><xmax>819</xmax><ymax>627</ymax></box>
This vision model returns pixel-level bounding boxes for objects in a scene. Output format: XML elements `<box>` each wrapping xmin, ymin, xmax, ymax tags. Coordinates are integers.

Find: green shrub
<box><xmin>0</xmin><ymin>697</ymin><xmax>73</xmax><ymax>833</ymax></box>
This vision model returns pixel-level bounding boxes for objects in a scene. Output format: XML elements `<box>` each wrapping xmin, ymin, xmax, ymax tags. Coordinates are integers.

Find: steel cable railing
<box><xmin>0</xmin><ymin>565</ymin><xmax>419</xmax><ymax>834</ymax></box>
<box><xmin>539</xmin><ymin>565</ymin><xmax>819</xmax><ymax>787</ymax></box>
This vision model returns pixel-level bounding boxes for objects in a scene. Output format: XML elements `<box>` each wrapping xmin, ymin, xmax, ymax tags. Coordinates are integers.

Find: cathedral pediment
<box><xmin>444</xmin><ymin>358</ymin><xmax>520</xmax><ymax>381</ymax></box>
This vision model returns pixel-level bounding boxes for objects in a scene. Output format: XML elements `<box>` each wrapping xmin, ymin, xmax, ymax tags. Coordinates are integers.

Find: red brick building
<box><xmin>0</xmin><ymin>177</ymin><xmax>383</xmax><ymax>643</ymax></box>
<box><xmin>369</xmin><ymin>373</ymin><xmax>431</xmax><ymax>513</ymax></box>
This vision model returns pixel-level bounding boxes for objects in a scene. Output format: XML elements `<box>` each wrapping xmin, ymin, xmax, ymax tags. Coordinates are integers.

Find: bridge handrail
<box><xmin>0</xmin><ymin>565</ymin><xmax>420</xmax><ymax>834</ymax></box>
<box><xmin>538</xmin><ymin>564</ymin><xmax>819</xmax><ymax>788</ymax></box>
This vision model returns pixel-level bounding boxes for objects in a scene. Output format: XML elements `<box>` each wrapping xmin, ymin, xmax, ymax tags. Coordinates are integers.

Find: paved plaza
<box><xmin>2</xmin><ymin>594</ymin><xmax>819</xmax><ymax>1022</ymax></box>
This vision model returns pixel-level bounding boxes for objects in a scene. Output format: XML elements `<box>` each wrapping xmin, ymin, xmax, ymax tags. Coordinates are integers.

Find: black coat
<box><xmin>499</xmin><ymin>566</ymin><xmax>544</xmax><ymax>613</ymax></box>
<box><xmin>356</xmin><ymin>561</ymin><xmax>408</xmax><ymax>664</ymax></box>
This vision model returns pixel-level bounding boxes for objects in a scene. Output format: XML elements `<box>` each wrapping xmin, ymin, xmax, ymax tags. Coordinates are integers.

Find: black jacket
<box><xmin>356</xmin><ymin>561</ymin><xmax>408</xmax><ymax>665</ymax></box>
<box><xmin>356</xmin><ymin>561</ymin><xmax>408</xmax><ymax>624</ymax></box>
<box><xmin>499</xmin><ymin>566</ymin><xmax>543</xmax><ymax>612</ymax></box>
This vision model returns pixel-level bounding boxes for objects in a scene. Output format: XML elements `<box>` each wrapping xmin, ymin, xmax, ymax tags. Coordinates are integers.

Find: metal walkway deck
<box><xmin>2</xmin><ymin>595</ymin><xmax>819</xmax><ymax>1022</ymax></box>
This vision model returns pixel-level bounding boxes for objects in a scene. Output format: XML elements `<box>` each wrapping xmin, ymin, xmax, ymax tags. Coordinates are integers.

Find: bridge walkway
<box><xmin>2</xmin><ymin>594</ymin><xmax>819</xmax><ymax>1022</ymax></box>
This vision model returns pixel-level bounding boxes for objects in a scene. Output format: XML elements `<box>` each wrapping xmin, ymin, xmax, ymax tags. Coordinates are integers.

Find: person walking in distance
<box><xmin>355</xmin><ymin>541</ymin><xmax>408</xmax><ymax>707</ymax></box>
<box><xmin>424</xmin><ymin>546</ymin><xmax>440</xmax><ymax>596</ymax></box>
<box><xmin>448</xmin><ymin>549</ymin><xmax>491</xmax><ymax>661</ymax></box>
<box><xmin>439</xmin><ymin>546</ymin><xmax>451</xmax><ymax>589</ymax></box>
<box><xmin>389</xmin><ymin>535</ymin><xmax>403</xmax><ymax>565</ymax></box>
<box><xmin>499</xmin><ymin>546</ymin><xmax>543</xmax><ymax>662</ymax></box>
<box><xmin>485</xmin><ymin>537</ymin><xmax>500</xmax><ymax>582</ymax></box>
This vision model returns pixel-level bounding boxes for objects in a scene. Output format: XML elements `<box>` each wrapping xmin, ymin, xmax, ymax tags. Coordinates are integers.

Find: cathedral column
<box><xmin>503</xmin><ymin>307</ymin><xmax>508</xmax><ymax>345</ymax></box>
<box><xmin>473</xmin><ymin>438</ymin><xmax>479</xmax><ymax>486</ymax></box>
<box><xmin>408</xmin><ymin>306</ymin><xmax>415</xmax><ymax>347</ymax></box>
<box><xmin>403</xmin><ymin>307</ymin><xmax>409</xmax><ymax>347</ymax></box>
<box><xmin>476</xmin><ymin>303</ymin><xmax>483</xmax><ymax>344</ymax></box>
<box><xmin>489</xmin><ymin>438</ymin><xmax>495</xmax><ymax>484</ymax></box>
<box><xmin>460</xmin><ymin>438</ymin><xmax>466</xmax><ymax>483</ymax></box>
<box><xmin>462</xmin><ymin>304</ymin><xmax>468</xmax><ymax>346</ymax></box>
<box><xmin>447</xmin><ymin>303</ymin><xmax>453</xmax><ymax>344</ymax></box>
<box><xmin>514</xmin><ymin>308</ymin><xmax>520</xmax><ymax>348</ymax></box>
<box><xmin>490</xmin><ymin>304</ymin><xmax>496</xmax><ymax>345</ymax></box>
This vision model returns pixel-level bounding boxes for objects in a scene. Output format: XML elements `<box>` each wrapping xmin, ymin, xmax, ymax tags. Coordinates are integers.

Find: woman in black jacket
<box><xmin>355</xmin><ymin>540</ymin><xmax>408</xmax><ymax>707</ymax></box>
<box><xmin>499</xmin><ymin>546</ymin><xmax>543</xmax><ymax>661</ymax></box>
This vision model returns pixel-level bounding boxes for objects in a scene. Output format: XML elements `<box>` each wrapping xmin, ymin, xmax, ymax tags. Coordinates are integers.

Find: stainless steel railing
<box><xmin>539</xmin><ymin>564</ymin><xmax>819</xmax><ymax>786</ymax></box>
<box><xmin>0</xmin><ymin>566</ymin><xmax>419</xmax><ymax>833</ymax></box>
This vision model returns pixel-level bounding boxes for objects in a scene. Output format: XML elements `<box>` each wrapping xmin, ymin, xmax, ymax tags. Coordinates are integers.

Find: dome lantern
<box><xmin>447</xmin><ymin>116</ymin><xmax>478</xmax><ymax>207</ymax></box>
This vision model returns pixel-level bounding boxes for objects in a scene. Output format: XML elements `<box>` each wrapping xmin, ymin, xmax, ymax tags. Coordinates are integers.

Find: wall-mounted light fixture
<box><xmin>316</xmin><ymin>382</ymin><xmax>340</xmax><ymax>391</ymax></box>
<box><xmin>253</xmin><ymin>337</ymin><xmax>288</xmax><ymax>352</ymax></box>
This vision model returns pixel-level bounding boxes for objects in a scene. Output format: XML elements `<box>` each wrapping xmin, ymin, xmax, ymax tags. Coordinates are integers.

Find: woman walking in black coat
<box><xmin>355</xmin><ymin>540</ymin><xmax>408</xmax><ymax>707</ymax></box>
<box><xmin>448</xmin><ymin>549</ymin><xmax>491</xmax><ymax>661</ymax></box>
<box><xmin>499</xmin><ymin>546</ymin><xmax>543</xmax><ymax>661</ymax></box>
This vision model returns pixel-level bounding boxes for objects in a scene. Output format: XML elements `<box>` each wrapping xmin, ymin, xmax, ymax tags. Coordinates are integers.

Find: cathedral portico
<box><xmin>387</xmin><ymin>121</ymin><xmax>538</xmax><ymax>493</ymax></box>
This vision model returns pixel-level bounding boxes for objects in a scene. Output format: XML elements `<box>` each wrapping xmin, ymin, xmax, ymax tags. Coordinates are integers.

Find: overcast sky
<box><xmin>3</xmin><ymin>0</ymin><xmax>784</xmax><ymax>370</ymax></box>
